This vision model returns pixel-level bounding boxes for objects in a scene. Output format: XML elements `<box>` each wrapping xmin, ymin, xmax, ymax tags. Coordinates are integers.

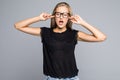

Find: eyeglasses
<box><xmin>54</xmin><ymin>12</ymin><xmax>70</xmax><ymax>18</ymax></box>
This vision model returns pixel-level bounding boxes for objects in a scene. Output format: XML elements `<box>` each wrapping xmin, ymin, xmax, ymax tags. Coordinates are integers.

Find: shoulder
<box><xmin>41</xmin><ymin>27</ymin><xmax>51</xmax><ymax>36</ymax></box>
<box><xmin>71</xmin><ymin>29</ymin><xmax>79</xmax><ymax>39</ymax></box>
<box><xmin>67</xmin><ymin>28</ymin><xmax>78</xmax><ymax>38</ymax></box>
<box><xmin>73</xmin><ymin>29</ymin><xmax>78</xmax><ymax>33</ymax></box>
<box><xmin>69</xmin><ymin>28</ymin><xmax>79</xmax><ymax>34</ymax></box>
<box><xmin>41</xmin><ymin>27</ymin><xmax>50</xmax><ymax>31</ymax></box>
<box><xmin>41</xmin><ymin>27</ymin><xmax>51</xmax><ymax>32</ymax></box>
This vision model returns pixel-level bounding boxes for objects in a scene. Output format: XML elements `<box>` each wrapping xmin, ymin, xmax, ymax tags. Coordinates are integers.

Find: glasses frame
<box><xmin>54</xmin><ymin>12</ymin><xmax>70</xmax><ymax>18</ymax></box>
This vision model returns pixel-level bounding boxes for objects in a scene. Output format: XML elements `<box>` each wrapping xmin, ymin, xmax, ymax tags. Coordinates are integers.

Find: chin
<box><xmin>57</xmin><ymin>25</ymin><xmax>66</xmax><ymax>29</ymax></box>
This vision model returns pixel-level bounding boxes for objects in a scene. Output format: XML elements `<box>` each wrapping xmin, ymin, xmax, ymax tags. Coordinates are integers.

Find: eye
<box><xmin>63</xmin><ymin>13</ymin><xmax>69</xmax><ymax>17</ymax></box>
<box><xmin>55</xmin><ymin>12</ymin><xmax>60</xmax><ymax>17</ymax></box>
<box><xmin>63</xmin><ymin>14</ymin><xmax>68</xmax><ymax>17</ymax></box>
<box><xmin>54</xmin><ymin>12</ymin><xmax>70</xmax><ymax>18</ymax></box>
<box><xmin>56</xmin><ymin>13</ymin><xmax>60</xmax><ymax>16</ymax></box>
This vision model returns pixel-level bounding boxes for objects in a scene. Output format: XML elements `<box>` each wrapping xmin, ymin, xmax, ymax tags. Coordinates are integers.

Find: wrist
<box><xmin>35</xmin><ymin>16</ymin><xmax>42</xmax><ymax>21</ymax></box>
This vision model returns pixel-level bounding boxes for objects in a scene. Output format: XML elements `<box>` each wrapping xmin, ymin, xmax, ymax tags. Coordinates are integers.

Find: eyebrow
<box><xmin>55</xmin><ymin>12</ymin><xmax>69</xmax><ymax>14</ymax></box>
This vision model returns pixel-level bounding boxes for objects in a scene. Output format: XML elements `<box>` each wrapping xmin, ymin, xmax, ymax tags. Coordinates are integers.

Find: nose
<box><xmin>60</xmin><ymin>14</ymin><xmax>63</xmax><ymax>18</ymax></box>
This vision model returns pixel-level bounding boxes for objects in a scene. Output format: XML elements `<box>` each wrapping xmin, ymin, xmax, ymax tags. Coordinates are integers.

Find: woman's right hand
<box><xmin>39</xmin><ymin>13</ymin><xmax>54</xmax><ymax>21</ymax></box>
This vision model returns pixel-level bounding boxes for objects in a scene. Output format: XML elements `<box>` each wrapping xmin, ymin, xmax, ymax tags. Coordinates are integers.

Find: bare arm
<box><xmin>14</xmin><ymin>13</ymin><xmax>54</xmax><ymax>36</ymax></box>
<box><xmin>69</xmin><ymin>15</ymin><xmax>107</xmax><ymax>42</ymax></box>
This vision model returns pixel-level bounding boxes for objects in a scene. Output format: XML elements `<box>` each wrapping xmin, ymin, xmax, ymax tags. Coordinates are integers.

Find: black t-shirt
<box><xmin>41</xmin><ymin>27</ymin><xmax>79</xmax><ymax>78</ymax></box>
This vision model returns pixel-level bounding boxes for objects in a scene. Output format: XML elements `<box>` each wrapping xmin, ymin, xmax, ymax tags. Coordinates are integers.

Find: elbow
<box><xmin>14</xmin><ymin>23</ymin><xmax>19</xmax><ymax>29</ymax></box>
<box><xmin>98</xmin><ymin>35</ymin><xmax>107</xmax><ymax>42</ymax></box>
<box><xmin>101</xmin><ymin>37</ymin><xmax>107</xmax><ymax>42</ymax></box>
<box><xmin>14</xmin><ymin>23</ymin><xmax>22</xmax><ymax>30</ymax></box>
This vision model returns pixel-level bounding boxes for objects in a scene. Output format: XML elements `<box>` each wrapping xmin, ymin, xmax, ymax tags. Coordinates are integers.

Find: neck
<box><xmin>54</xmin><ymin>27</ymin><xmax>67</xmax><ymax>33</ymax></box>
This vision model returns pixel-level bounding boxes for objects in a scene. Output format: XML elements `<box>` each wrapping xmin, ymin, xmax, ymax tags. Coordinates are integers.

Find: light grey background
<box><xmin>0</xmin><ymin>0</ymin><xmax>120</xmax><ymax>80</ymax></box>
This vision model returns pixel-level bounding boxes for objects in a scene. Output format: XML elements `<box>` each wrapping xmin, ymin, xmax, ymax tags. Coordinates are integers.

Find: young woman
<box><xmin>14</xmin><ymin>2</ymin><xmax>106</xmax><ymax>80</ymax></box>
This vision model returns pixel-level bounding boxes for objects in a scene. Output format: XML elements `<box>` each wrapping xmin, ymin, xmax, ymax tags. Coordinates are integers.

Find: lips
<box><xmin>59</xmin><ymin>21</ymin><xmax>64</xmax><ymax>25</ymax></box>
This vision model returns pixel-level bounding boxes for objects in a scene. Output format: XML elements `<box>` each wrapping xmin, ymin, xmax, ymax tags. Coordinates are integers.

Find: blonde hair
<box><xmin>50</xmin><ymin>2</ymin><xmax>73</xmax><ymax>29</ymax></box>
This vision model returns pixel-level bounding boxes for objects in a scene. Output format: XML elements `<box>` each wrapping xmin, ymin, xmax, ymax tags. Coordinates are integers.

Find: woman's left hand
<box><xmin>69</xmin><ymin>15</ymin><xmax>85</xmax><ymax>25</ymax></box>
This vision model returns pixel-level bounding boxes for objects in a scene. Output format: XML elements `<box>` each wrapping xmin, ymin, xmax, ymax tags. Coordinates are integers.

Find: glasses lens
<box><xmin>55</xmin><ymin>12</ymin><xmax>61</xmax><ymax>17</ymax></box>
<box><xmin>63</xmin><ymin>13</ymin><xmax>68</xmax><ymax>18</ymax></box>
<box><xmin>55</xmin><ymin>12</ymin><xmax>69</xmax><ymax>18</ymax></box>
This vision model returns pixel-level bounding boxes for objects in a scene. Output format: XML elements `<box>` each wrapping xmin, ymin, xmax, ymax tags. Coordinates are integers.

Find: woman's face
<box><xmin>55</xmin><ymin>6</ymin><xmax>69</xmax><ymax>29</ymax></box>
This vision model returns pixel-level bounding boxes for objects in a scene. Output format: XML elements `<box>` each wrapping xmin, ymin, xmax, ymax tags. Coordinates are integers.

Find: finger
<box><xmin>75</xmin><ymin>15</ymin><xmax>83</xmax><ymax>20</ymax></box>
<box><xmin>70</xmin><ymin>20</ymin><xmax>77</xmax><ymax>24</ymax></box>
<box><xmin>43</xmin><ymin>13</ymin><xmax>50</xmax><ymax>17</ymax></box>
<box><xmin>69</xmin><ymin>16</ymin><xmax>78</xmax><ymax>21</ymax></box>
<box><xmin>46</xmin><ymin>15</ymin><xmax>55</xmax><ymax>19</ymax></box>
<box><xmin>50</xmin><ymin>15</ymin><xmax>55</xmax><ymax>18</ymax></box>
<box><xmin>68</xmin><ymin>16</ymin><xmax>74</xmax><ymax>19</ymax></box>
<box><xmin>48</xmin><ymin>15</ymin><xmax>55</xmax><ymax>18</ymax></box>
<box><xmin>69</xmin><ymin>16</ymin><xmax>78</xmax><ymax>23</ymax></box>
<box><xmin>70</xmin><ymin>17</ymin><xmax>77</xmax><ymax>22</ymax></box>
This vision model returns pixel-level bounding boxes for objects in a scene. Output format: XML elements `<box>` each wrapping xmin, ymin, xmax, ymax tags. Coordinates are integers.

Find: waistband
<box><xmin>46</xmin><ymin>75</ymin><xmax>79</xmax><ymax>80</ymax></box>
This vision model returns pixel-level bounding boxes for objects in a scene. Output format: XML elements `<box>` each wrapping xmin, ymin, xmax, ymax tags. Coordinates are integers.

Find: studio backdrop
<box><xmin>0</xmin><ymin>0</ymin><xmax>120</xmax><ymax>80</ymax></box>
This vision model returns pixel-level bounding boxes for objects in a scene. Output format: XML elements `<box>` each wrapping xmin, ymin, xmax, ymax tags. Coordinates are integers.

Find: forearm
<box><xmin>80</xmin><ymin>21</ymin><xmax>106</xmax><ymax>40</ymax></box>
<box><xmin>14</xmin><ymin>16</ymin><xmax>40</xmax><ymax>29</ymax></box>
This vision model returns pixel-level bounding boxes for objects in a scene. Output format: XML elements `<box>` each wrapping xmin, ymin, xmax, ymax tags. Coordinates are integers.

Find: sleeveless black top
<box><xmin>41</xmin><ymin>27</ymin><xmax>79</xmax><ymax>78</ymax></box>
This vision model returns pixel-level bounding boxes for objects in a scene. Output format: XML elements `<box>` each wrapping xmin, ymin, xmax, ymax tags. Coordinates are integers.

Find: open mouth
<box><xmin>59</xmin><ymin>21</ymin><xmax>64</xmax><ymax>25</ymax></box>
